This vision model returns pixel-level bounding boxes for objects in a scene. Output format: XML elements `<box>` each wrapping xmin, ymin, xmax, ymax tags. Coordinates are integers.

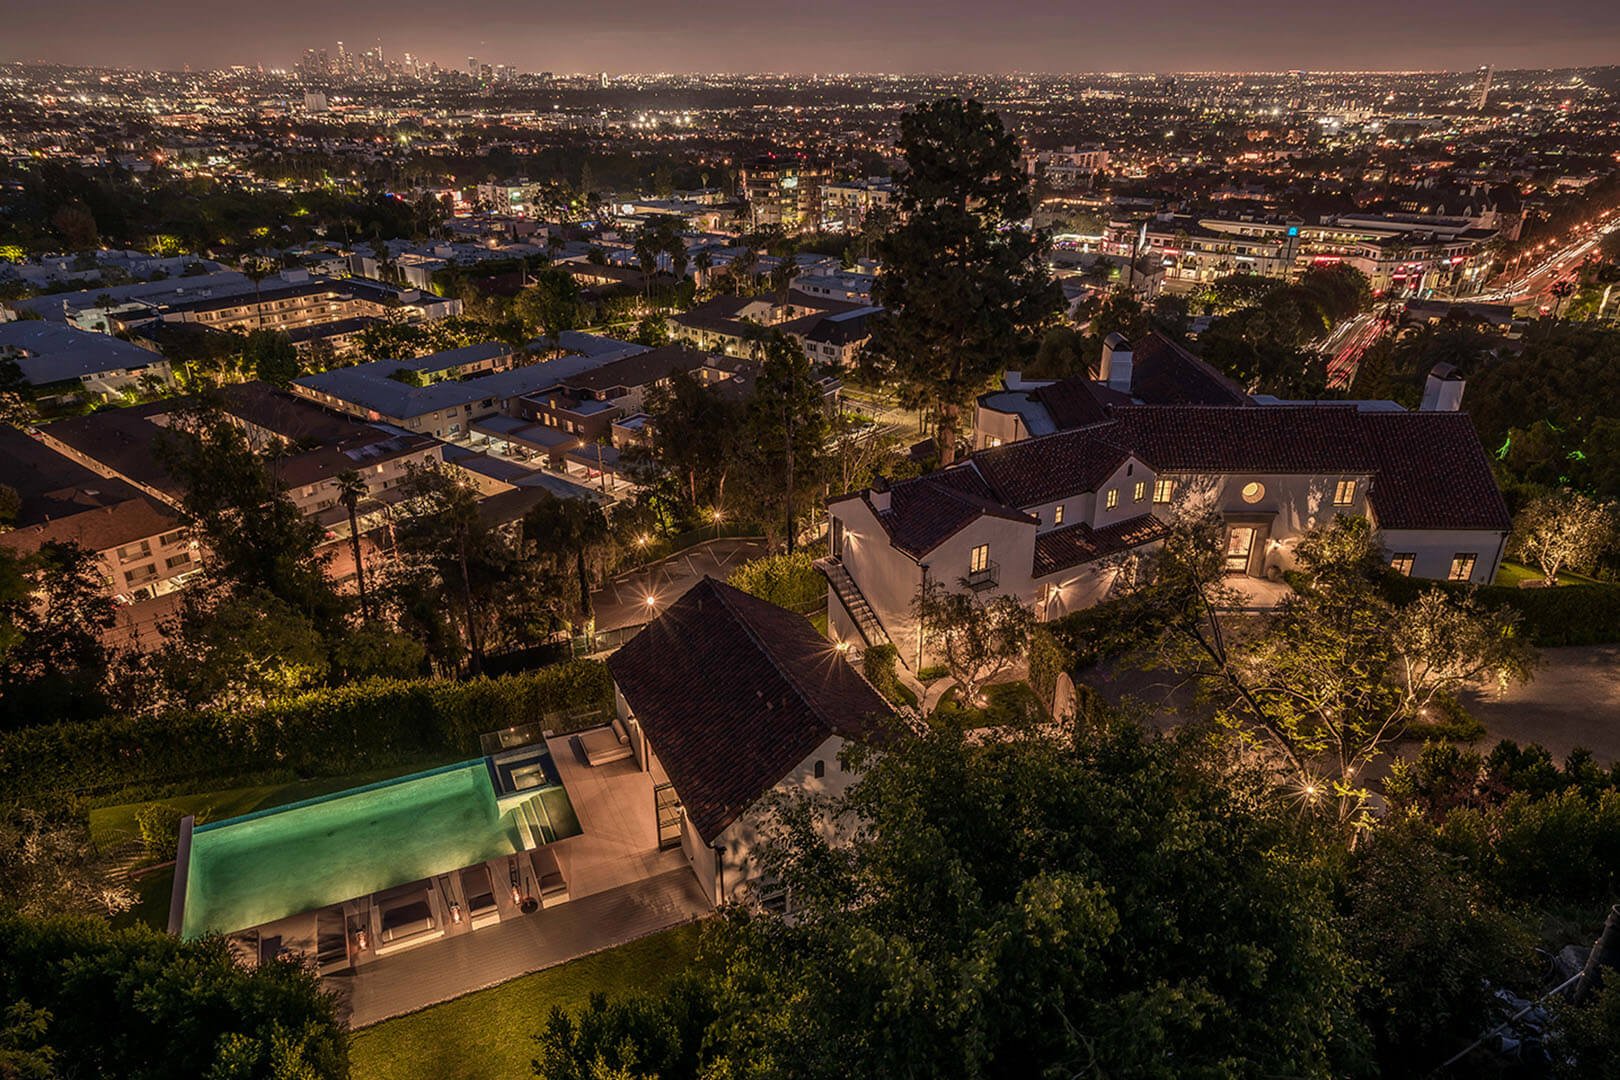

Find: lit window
<box><xmin>969</xmin><ymin>544</ymin><xmax>990</xmax><ymax>575</ymax></box>
<box><xmin>1053</xmin><ymin>504</ymin><xmax>1064</xmax><ymax>525</ymax></box>
<box><xmin>1153</xmin><ymin>478</ymin><xmax>1174</xmax><ymax>503</ymax></box>
<box><xmin>1333</xmin><ymin>479</ymin><xmax>1356</xmax><ymax>506</ymax></box>
<box><xmin>1390</xmin><ymin>553</ymin><xmax>1415</xmax><ymax>577</ymax></box>
<box><xmin>1448</xmin><ymin>553</ymin><xmax>1477</xmax><ymax>582</ymax></box>
<box><xmin>1133</xmin><ymin>481</ymin><xmax>1147</xmax><ymax>502</ymax></box>
<box><xmin>986</xmin><ymin>436</ymin><xmax>1002</xmax><ymax>448</ymax></box>
<box><xmin>1105</xmin><ymin>489</ymin><xmax>1119</xmax><ymax>510</ymax></box>
<box><xmin>1241</xmin><ymin>482</ymin><xmax>1266</xmax><ymax>504</ymax></box>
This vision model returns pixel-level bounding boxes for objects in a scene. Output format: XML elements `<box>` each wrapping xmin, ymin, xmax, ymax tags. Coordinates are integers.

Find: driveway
<box><xmin>1085</xmin><ymin>643</ymin><xmax>1620</xmax><ymax>765</ymax></box>
<box><xmin>591</xmin><ymin>538</ymin><xmax>767</xmax><ymax>631</ymax></box>
<box><xmin>1460</xmin><ymin>645</ymin><xmax>1620</xmax><ymax>764</ymax></box>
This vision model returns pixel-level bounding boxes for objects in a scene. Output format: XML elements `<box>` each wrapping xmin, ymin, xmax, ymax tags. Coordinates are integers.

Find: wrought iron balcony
<box><xmin>965</xmin><ymin>560</ymin><xmax>999</xmax><ymax>591</ymax></box>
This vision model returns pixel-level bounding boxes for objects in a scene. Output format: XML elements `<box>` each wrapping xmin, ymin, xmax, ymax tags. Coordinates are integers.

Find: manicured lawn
<box><xmin>1494</xmin><ymin>560</ymin><xmax>1602</xmax><ymax>588</ymax></box>
<box><xmin>348</xmin><ymin>921</ymin><xmax>705</xmax><ymax>1080</ymax></box>
<box><xmin>88</xmin><ymin>759</ymin><xmax>463</xmax><ymax>853</ymax></box>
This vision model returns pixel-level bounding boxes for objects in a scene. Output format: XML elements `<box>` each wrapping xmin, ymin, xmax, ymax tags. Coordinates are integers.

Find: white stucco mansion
<box><xmin>822</xmin><ymin>332</ymin><xmax>1511</xmax><ymax>669</ymax></box>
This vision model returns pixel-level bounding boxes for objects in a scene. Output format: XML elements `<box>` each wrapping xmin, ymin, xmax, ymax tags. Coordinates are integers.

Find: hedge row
<box><xmin>0</xmin><ymin>661</ymin><xmax>615</xmax><ymax>806</ymax></box>
<box><xmin>1380</xmin><ymin>574</ymin><xmax>1620</xmax><ymax>647</ymax></box>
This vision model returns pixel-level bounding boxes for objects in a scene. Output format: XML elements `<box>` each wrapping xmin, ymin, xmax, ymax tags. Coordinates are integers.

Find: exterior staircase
<box><xmin>814</xmin><ymin>557</ymin><xmax>891</xmax><ymax>649</ymax></box>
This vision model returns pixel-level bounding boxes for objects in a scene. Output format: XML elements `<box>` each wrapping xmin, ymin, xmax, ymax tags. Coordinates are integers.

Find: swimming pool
<box><xmin>178</xmin><ymin>758</ymin><xmax>578</xmax><ymax>940</ymax></box>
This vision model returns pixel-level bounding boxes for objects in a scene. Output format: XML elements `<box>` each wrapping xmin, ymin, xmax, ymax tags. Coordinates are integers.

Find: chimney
<box><xmin>1420</xmin><ymin>362</ymin><xmax>1465</xmax><ymax>412</ymax></box>
<box><xmin>1100</xmin><ymin>332</ymin><xmax>1133</xmax><ymax>393</ymax></box>
<box><xmin>870</xmin><ymin>474</ymin><xmax>891</xmax><ymax>513</ymax></box>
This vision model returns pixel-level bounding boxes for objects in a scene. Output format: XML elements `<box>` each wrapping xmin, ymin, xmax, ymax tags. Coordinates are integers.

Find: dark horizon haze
<box><xmin>5</xmin><ymin>0</ymin><xmax>1620</xmax><ymax>75</ymax></box>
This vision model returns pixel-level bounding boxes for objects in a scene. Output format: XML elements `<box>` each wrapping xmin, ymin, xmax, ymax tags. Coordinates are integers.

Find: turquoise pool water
<box><xmin>180</xmin><ymin>761</ymin><xmax>537</xmax><ymax>939</ymax></box>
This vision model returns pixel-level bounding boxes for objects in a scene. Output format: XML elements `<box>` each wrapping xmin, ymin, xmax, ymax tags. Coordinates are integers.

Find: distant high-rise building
<box><xmin>468</xmin><ymin>56</ymin><xmax>478</xmax><ymax>75</ymax></box>
<box><xmin>1474</xmin><ymin>65</ymin><xmax>1493</xmax><ymax>111</ymax></box>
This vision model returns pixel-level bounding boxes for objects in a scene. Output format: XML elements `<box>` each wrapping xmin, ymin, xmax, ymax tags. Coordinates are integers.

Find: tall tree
<box><xmin>869</xmin><ymin>98</ymin><xmax>1064</xmax><ymax>464</ymax></box>
<box><xmin>335</xmin><ymin>469</ymin><xmax>371</xmax><ymax>620</ymax></box>
<box><xmin>0</xmin><ymin>542</ymin><xmax>118</xmax><ymax>727</ymax></box>
<box><xmin>738</xmin><ymin>333</ymin><xmax>831</xmax><ymax>552</ymax></box>
<box><xmin>524</xmin><ymin>495</ymin><xmax>611</xmax><ymax>628</ymax></box>
<box><xmin>155</xmin><ymin>406</ymin><xmax>344</xmax><ymax>630</ymax></box>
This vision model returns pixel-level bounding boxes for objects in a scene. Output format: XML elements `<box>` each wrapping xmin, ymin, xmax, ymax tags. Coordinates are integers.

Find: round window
<box><xmin>1241</xmin><ymin>482</ymin><xmax>1265</xmax><ymax>504</ymax></box>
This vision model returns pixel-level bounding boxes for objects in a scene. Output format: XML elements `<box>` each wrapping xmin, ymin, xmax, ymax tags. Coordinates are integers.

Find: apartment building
<box><xmin>1102</xmin><ymin>211</ymin><xmax>1497</xmax><ymax>295</ymax></box>
<box><xmin>0</xmin><ymin>427</ymin><xmax>198</xmax><ymax>603</ymax></box>
<box><xmin>740</xmin><ymin>156</ymin><xmax>833</xmax><ymax>231</ymax></box>
<box><xmin>818</xmin><ymin>178</ymin><xmax>896</xmax><ymax>231</ymax></box>
<box><xmin>1022</xmin><ymin>146</ymin><xmax>1111</xmax><ymax>188</ymax></box>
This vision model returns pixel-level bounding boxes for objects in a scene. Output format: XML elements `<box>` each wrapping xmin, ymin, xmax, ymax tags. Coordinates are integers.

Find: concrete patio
<box><xmin>336</xmin><ymin>868</ymin><xmax>710</xmax><ymax>1027</ymax></box>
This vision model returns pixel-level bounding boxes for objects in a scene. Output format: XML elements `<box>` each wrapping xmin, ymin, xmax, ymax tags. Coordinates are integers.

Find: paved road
<box><xmin>591</xmin><ymin>537</ymin><xmax>767</xmax><ymax>631</ymax></box>
<box><xmin>1460</xmin><ymin>645</ymin><xmax>1620</xmax><ymax>764</ymax></box>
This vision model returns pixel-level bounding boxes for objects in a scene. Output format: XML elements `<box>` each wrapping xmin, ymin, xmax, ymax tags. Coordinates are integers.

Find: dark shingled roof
<box><xmin>868</xmin><ymin>403</ymin><xmax>1507</xmax><ymax>544</ymax></box>
<box><xmin>1110</xmin><ymin>405</ymin><xmax>1377</xmax><ymax>474</ymax></box>
<box><xmin>972</xmin><ymin>428</ymin><xmax>1135</xmax><ymax>507</ymax></box>
<box><xmin>869</xmin><ymin>466</ymin><xmax>1035</xmax><ymax>559</ymax></box>
<box><xmin>1033</xmin><ymin>513</ymin><xmax>1170</xmax><ymax>577</ymax></box>
<box><xmin>607</xmin><ymin>578</ymin><xmax>892</xmax><ymax>843</ymax></box>
<box><xmin>1032</xmin><ymin>376</ymin><xmax>1131</xmax><ymax>429</ymax></box>
<box><xmin>1128</xmin><ymin>331</ymin><xmax>1253</xmax><ymax>406</ymax></box>
<box><xmin>1360</xmin><ymin>411</ymin><xmax>1511</xmax><ymax>532</ymax></box>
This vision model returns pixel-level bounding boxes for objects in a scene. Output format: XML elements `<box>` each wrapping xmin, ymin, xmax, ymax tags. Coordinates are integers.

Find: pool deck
<box><xmin>335</xmin><ymin>867</ymin><xmax>710</xmax><ymax>1028</ymax></box>
<box><xmin>333</xmin><ymin>734</ymin><xmax>711</xmax><ymax>1027</ymax></box>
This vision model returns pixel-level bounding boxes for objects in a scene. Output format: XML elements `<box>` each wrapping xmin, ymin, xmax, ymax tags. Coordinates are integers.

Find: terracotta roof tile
<box><xmin>1033</xmin><ymin>513</ymin><xmax>1170</xmax><ymax>577</ymax></box>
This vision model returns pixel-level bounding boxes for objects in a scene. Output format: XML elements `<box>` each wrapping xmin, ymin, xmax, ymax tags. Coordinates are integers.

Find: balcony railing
<box><xmin>965</xmin><ymin>560</ymin><xmax>999</xmax><ymax>591</ymax></box>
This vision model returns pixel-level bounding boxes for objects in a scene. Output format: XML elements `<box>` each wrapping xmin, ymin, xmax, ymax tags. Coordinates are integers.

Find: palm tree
<box><xmin>241</xmin><ymin>257</ymin><xmax>272</xmax><ymax>330</ymax></box>
<box><xmin>1550</xmin><ymin>279</ymin><xmax>1577</xmax><ymax>319</ymax></box>
<box><xmin>694</xmin><ymin>249</ymin><xmax>714</xmax><ymax>292</ymax></box>
<box><xmin>336</xmin><ymin>470</ymin><xmax>371</xmax><ymax>621</ymax></box>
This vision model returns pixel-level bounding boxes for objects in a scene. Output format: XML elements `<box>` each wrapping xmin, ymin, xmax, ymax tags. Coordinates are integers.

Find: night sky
<box><xmin>5</xmin><ymin>0</ymin><xmax>1620</xmax><ymax>73</ymax></box>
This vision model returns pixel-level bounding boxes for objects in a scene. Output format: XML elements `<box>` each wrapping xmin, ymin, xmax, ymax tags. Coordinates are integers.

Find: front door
<box><xmin>1224</xmin><ymin>526</ymin><xmax>1256</xmax><ymax>575</ymax></box>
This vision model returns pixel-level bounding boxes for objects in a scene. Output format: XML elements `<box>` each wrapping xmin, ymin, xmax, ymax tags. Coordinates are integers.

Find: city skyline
<box><xmin>5</xmin><ymin>0</ymin><xmax>1620</xmax><ymax>74</ymax></box>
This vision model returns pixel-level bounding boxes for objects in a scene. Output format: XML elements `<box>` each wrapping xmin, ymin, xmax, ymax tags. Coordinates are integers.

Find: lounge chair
<box><xmin>460</xmin><ymin>865</ymin><xmax>501</xmax><ymax>927</ymax></box>
<box><xmin>577</xmin><ymin>717</ymin><xmax>634</xmax><ymax>766</ymax></box>
<box><xmin>530</xmin><ymin>847</ymin><xmax>569</xmax><ymax>907</ymax></box>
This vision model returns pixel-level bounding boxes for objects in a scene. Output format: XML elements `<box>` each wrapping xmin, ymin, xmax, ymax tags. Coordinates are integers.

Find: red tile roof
<box><xmin>1033</xmin><ymin>514</ymin><xmax>1170</xmax><ymax>577</ymax></box>
<box><xmin>1109</xmin><ymin>405</ymin><xmax>1377</xmax><ymax>474</ymax></box>
<box><xmin>607</xmin><ymin>577</ymin><xmax>893</xmax><ymax>843</ymax></box>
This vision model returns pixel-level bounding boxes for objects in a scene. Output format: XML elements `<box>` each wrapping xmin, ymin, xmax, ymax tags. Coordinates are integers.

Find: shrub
<box><xmin>133</xmin><ymin>803</ymin><xmax>189</xmax><ymax>862</ymax></box>
<box><xmin>0</xmin><ymin>661</ymin><xmax>615</xmax><ymax>806</ymax></box>
<box><xmin>861</xmin><ymin>644</ymin><xmax>914</xmax><ymax>709</ymax></box>
<box><xmin>0</xmin><ymin>912</ymin><xmax>347</xmax><ymax>1079</ymax></box>
<box><xmin>726</xmin><ymin>550</ymin><xmax>826</xmax><ymax>612</ymax></box>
